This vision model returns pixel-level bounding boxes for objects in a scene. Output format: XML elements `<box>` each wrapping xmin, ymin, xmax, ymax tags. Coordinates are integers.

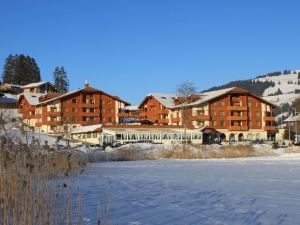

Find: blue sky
<box><xmin>1</xmin><ymin>0</ymin><xmax>300</xmax><ymax>104</ymax></box>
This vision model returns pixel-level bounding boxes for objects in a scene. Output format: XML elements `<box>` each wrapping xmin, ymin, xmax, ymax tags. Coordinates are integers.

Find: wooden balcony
<box><xmin>30</xmin><ymin>114</ymin><xmax>41</xmax><ymax>119</ymax></box>
<box><xmin>192</xmin><ymin>115</ymin><xmax>211</xmax><ymax>121</ymax></box>
<box><xmin>140</xmin><ymin>112</ymin><xmax>147</xmax><ymax>118</ymax></box>
<box><xmin>229</xmin><ymin>126</ymin><xmax>249</xmax><ymax>131</ymax></box>
<box><xmin>158</xmin><ymin>109</ymin><xmax>169</xmax><ymax>115</ymax></box>
<box><xmin>35</xmin><ymin>122</ymin><xmax>42</xmax><ymax>127</ymax></box>
<box><xmin>80</xmin><ymin>112</ymin><xmax>99</xmax><ymax>117</ymax></box>
<box><xmin>118</xmin><ymin>112</ymin><xmax>130</xmax><ymax>118</ymax></box>
<box><xmin>227</xmin><ymin>106</ymin><xmax>248</xmax><ymax>111</ymax></box>
<box><xmin>171</xmin><ymin>117</ymin><xmax>180</xmax><ymax>123</ymax></box>
<box><xmin>157</xmin><ymin>119</ymin><xmax>169</xmax><ymax>124</ymax></box>
<box><xmin>264</xmin><ymin>126</ymin><xmax>276</xmax><ymax>131</ymax></box>
<box><xmin>47</xmin><ymin>111</ymin><xmax>61</xmax><ymax>116</ymax></box>
<box><xmin>264</xmin><ymin>116</ymin><xmax>276</xmax><ymax>122</ymax></box>
<box><xmin>46</xmin><ymin>120</ymin><xmax>61</xmax><ymax>126</ymax></box>
<box><xmin>81</xmin><ymin>121</ymin><xmax>98</xmax><ymax>126</ymax></box>
<box><xmin>227</xmin><ymin>115</ymin><xmax>248</xmax><ymax>121</ymax></box>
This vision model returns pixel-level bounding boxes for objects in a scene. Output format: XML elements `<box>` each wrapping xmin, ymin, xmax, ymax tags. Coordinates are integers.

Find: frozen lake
<box><xmin>75</xmin><ymin>154</ymin><xmax>300</xmax><ymax>225</ymax></box>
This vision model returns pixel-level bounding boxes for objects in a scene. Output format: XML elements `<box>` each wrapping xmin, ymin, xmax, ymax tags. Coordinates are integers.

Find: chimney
<box><xmin>84</xmin><ymin>80</ymin><xmax>89</xmax><ymax>88</ymax></box>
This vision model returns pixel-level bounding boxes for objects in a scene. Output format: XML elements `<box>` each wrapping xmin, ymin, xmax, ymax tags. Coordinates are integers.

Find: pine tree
<box><xmin>1</xmin><ymin>54</ymin><xmax>41</xmax><ymax>85</ymax></box>
<box><xmin>2</xmin><ymin>54</ymin><xmax>16</xmax><ymax>83</ymax></box>
<box><xmin>53</xmin><ymin>66</ymin><xmax>69</xmax><ymax>93</ymax></box>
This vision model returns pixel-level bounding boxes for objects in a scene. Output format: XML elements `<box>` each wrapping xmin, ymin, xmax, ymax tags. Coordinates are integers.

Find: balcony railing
<box><xmin>264</xmin><ymin>116</ymin><xmax>276</xmax><ymax>122</ymax></box>
<box><xmin>47</xmin><ymin>111</ymin><xmax>61</xmax><ymax>116</ymax></box>
<box><xmin>227</xmin><ymin>106</ymin><xmax>248</xmax><ymax>111</ymax></box>
<box><xmin>229</xmin><ymin>126</ymin><xmax>249</xmax><ymax>131</ymax></box>
<box><xmin>171</xmin><ymin>117</ymin><xmax>180</xmax><ymax>123</ymax></box>
<box><xmin>158</xmin><ymin>109</ymin><xmax>169</xmax><ymax>115</ymax></box>
<box><xmin>47</xmin><ymin>121</ymin><xmax>61</xmax><ymax>126</ymax></box>
<box><xmin>264</xmin><ymin>126</ymin><xmax>276</xmax><ymax>131</ymax></box>
<box><xmin>227</xmin><ymin>115</ymin><xmax>247</xmax><ymax>121</ymax></box>
<box><xmin>157</xmin><ymin>119</ymin><xmax>169</xmax><ymax>124</ymax></box>
<box><xmin>192</xmin><ymin>115</ymin><xmax>211</xmax><ymax>121</ymax></box>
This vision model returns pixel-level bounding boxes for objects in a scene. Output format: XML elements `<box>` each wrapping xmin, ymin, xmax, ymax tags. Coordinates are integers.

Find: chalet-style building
<box><xmin>184</xmin><ymin>87</ymin><xmax>277</xmax><ymax>143</ymax></box>
<box><xmin>0</xmin><ymin>83</ymin><xmax>23</xmax><ymax>94</ymax></box>
<box><xmin>18</xmin><ymin>82</ymin><xmax>130</xmax><ymax>134</ymax></box>
<box><xmin>120</xmin><ymin>87</ymin><xmax>277</xmax><ymax>143</ymax></box>
<box><xmin>138</xmin><ymin>93</ymin><xmax>181</xmax><ymax>125</ymax></box>
<box><xmin>22</xmin><ymin>81</ymin><xmax>57</xmax><ymax>94</ymax></box>
<box><xmin>18</xmin><ymin>93</ymin><xmax>52</xmax><ymax>128</ymax></box>
<box><xmin>118</xmin><ymin>105</ymin><xmax>143</xmax><ymax>124</ymax></box>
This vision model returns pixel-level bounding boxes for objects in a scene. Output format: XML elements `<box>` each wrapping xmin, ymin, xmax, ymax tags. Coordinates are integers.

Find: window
<box><xmin>90</xmin><ymin>99</ymin><xmax>95</xmax><ymax>104</ymax></box>
<box><xmin>247</xmin><ymin>102</ymin><xmax>251</xmax><ymax>107</ymax></box>
<box><xmin>255</xmin><ymin>112</ymin><xmax>260</xmax><ymax>117</ymax></box>
<box><xmin>87</xmin><ymin>133</ymin><xmax>91</xmax><ymax>138</ymax></box>
<box><xmin>197</xmin><ymin>121</ymin><xmax>204</xmax><ymax>127</ymax></box>
<box><xmin>30</xmin><ymin>88</ymin><xmax>34</xmax><ymax>93</ymax></box>
<box><xmin>212</xmin><ymin>121</ymin><xmax>217</xmax><ymax>126</ymax></box>
<box><xmin>72</xmin><ymin>108</ymin><xmax>76</xmax><ymax>113</ymax></box>
<box><xmin>220</xmin><ymin>100</ymin><xmax>225</xmax><ymax>106</ymax></box>
<box><xmin>72</xmin><ymin>99</ymin><xmax>76</xmax><ymax>104</ymax></box>
<box><xmin>221</xmin><ymin>121</ymin><xmax>225</xmax><ymax>127</ymax></box>
<box><xmin>93</xmin><ymin>133</ymin><xmax>97</xmax><ymax>138</ymax></box>
<box><xmin>108</xmin><ymin>100</ymin><xmax>112</xmax><ymax>105</ymax></box>
<box><xmin>213</xmin><ymin>102</ymin><xmax>217</xmax><ymax>106</ymax></box>
<box><xmin>90</xmin><ymin>108</ymin><xmax>95</xmax><ymax>113</ymax></box>
<box><xmin>64</xmin><ymin>126</ymin><xmax>68</xmax><ymax>131</ymax></box>
<box><xmin>109</xmin><ymin>117</ymin><xmax>113</xmax><ymax>122</ymax></box>
<box><xmin>71</xmin><ymin>116</ymin><xmax>76</xmax><ymax>122</ymax></box>
<box><xmin>101</xmin><ymin>100</ymin><xmax>105</xmax><ymax>105</ymax></box>
<box><xmin>220</xmin><ymin>111</ymin><xmax>225</xmax><ymax>116</ymax></box>
<box><xmin>256</xmin><ymin>121</ymin><xmax>261</xmax><ymax>127</ymax></box>
<box><xmin>90</xmin><ymin>117</ymin><xmax>95</xmax><ymax>121</ymax></box>
<box><xmin>82</xmin><ymin>108</ymin><xmax>87</xmax><ymax>112</ymax></box>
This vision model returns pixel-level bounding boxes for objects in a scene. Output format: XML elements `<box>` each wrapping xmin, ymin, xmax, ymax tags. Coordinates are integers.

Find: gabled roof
<box><xmin>0</xmin><ymin>83</ymin><xmax>23</xmax><ymax>89</ymax></box>
<box><xmin>124</xmin><ymin>105</ymin><xmax>140</xmax><ymax>111</ymax></box>
<box><xmin>139</xmin><ymin>93</ymin><xmax>177</xmax><ymax>109</ymax></box>
<box><xmin>20</xmin><ymin>93</ymin><xmax>46</xmax><ymax>106</ymax></box>
<box><xmin>185</xmin><ymin>87</ymin><xmax>278</xmax><ymax>108</ymax></box>
<box><xmin>71</xmin><ymin>124</ymin><xmax>102</xmax><ymax>134</ymax></box>
<box><xmin>37</xmin><ymin>86</ymin><xmax>130</xmax><ymax>106</ymax></box>
<box><xmin>22</xmin><ymin>81</ymin><xmax>52</xmax><ymax>89</ymax></box>
<box><xmin>284</xmin><ymin>114</ymin><xmax>300</xmax><ymax>122</ymax></box>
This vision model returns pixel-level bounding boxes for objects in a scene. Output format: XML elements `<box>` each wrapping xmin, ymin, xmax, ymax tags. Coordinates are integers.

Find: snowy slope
<box><xmin>255</xmin><ymin>72</ymin><xmax>300</xmax><ymax>106</ymax></box>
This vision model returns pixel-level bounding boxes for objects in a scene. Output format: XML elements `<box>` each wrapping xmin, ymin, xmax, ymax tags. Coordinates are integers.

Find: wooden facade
<box><xmin>19</xmin><ymin>85</ymin><xmax>130</xmax><ymax>134</ymax></box>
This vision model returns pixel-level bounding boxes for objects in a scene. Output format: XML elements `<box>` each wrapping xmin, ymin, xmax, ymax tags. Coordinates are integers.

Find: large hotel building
<box><xmin>17</xmin><ymin>82</ymin><xmax>277</xmax><ymax>144</ymax></box>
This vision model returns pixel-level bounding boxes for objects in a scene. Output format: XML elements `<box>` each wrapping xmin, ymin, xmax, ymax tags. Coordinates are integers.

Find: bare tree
<box><xmin>177</xmin><ymin>81</ymin><xmax>197</xmax><ymax>150</ymax></box>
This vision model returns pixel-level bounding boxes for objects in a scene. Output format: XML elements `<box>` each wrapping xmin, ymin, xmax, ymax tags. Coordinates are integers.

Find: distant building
<box><xmin>0</xmin><ymin>83</ymin><xmax>23</xmax><ymax>94</ymax></box>
<box><xmin>22</xmin><ymin>81</ymin><xmax>57</xmax><ymax>94</ymax></box>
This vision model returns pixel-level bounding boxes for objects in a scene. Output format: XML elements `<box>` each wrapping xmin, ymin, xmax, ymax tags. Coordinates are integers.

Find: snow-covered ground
<box><xmin>74</xmin><ymin>154</ymin><xmax>300</xmax><ymax>225</ymax></box>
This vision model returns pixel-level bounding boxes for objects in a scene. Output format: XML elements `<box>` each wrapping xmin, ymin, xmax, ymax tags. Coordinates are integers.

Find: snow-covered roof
<box><xmin>146</xmin><ymin>93</ymin><xmax>177</xmax><ymax>108</ymax></box>
<box><xmin>22</xmin><ymin>93</ymin><xmax>45</xmax><ymax>105</ymax></box>
<box><xmin>3</xmin><ymin>93</ymin><xmax>19</xmax><ymax>100</ymax></box>
<box><xmin>71</xmin><ymin>124</ymin><xmax>103</xmax><ymax>134</ymax></box>
<box><xmin>188</xmin><ymin>87</ymin><xmax>236</xmax><ymax>107</ymax></box>
<box><xmin>0</xmin><ymin>83</ymin><xmax>23</xmax><ymax>88</ymax></box>
<box><xmin>124</xmin><ymin>105</ymin><xmax>140</xmax><ymax>111</ymax></box>
<box><xmin>0</xmin><ymin>96</ymin><xmax>18</xmax><ymax>104</ymax></box>
<box><xmin>38</xmin><ymin>86</ymin><xmax>129</xmax><ymax>105</ymax></box>
<box><xmin>22</xmin><ymin>81</ymin><xmax>49</xmax><ymax>89</ymax></box>
<box><xmin>284</xmin><ymin>114</ymin><xmax>300</xmax><ymax>122</ymax></box>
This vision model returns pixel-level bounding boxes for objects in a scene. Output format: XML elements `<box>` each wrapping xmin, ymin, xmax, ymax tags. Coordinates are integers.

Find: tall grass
<box><xmin>0</xmin><ymin>135</ymin><xmax>90</xmax><ymax>225</ymax></box>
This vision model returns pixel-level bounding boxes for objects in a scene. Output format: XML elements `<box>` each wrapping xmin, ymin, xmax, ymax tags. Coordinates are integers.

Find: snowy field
<box><xmin>74</xmin><ymin>154</ymin><xmax>300</xmax><ymax>225</ymax></box>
